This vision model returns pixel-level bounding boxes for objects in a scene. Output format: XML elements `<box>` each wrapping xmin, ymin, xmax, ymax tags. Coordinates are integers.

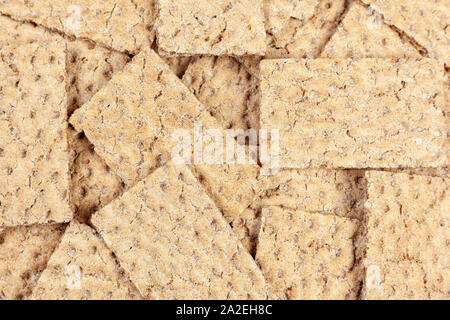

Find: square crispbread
<box><xmin>363</xmin><ymin>171</ymin><xmax>450</xmax><ymax>299</ymax></box>
<box><xmin>321</xmin><ymin>2</ymin><xmax>421</xmax><ymax>59</ymax></box>
<box><xmin>260</xmin><ymin>58</ymin><xmax>448</xmax><ymax>169</ymax></box>
<box><xmin>66</xmin><ymin>39</ymin><xmax>130</xmax><ymax>115</ymax></box>
<box><xmin>182</xmin><ymin>56</ymin><xmax>260</xmax><ymax>132</ymax></box>
<box><xmin>361</xmin><ymin>0</ymin><xmax>450</xmax><ymax>64</ymax></box>
<box><xmin>0</xmin><ymin>224</ymin><xmax>65</xmax><ymax>299</ymax></box>
<box><xmin>258</xmin><ymin>169</ymin><xmax>366</xmax><ymax>220</ymax></box>
<box><xmin>30</xmin><ymin>221</ymin><xmax>141</xmax><ymax>300</ymax></box>
<box><xmin>91</xmin><ymin>163</ymin><xmax>270</xmax><ymax>299</ymax></box>
<box><xmin>0</xmin><ymin>34</ymin><xmax>72</xmax><ymax>227</ymax></box>
<box><xmin>0</xmin><ymin>0</ymin><xmax>155</xmax><ymax>54</ymax></box>
<box><xmin>69</xmin><ymin>128</ymin><xmax>126</xmax><ymax>223</ymax></box>
<box><xmin>70</xmin><ymin>46</ymin><xmax>218</xmax><ymax>187</ymax></box>
<box><xmin>256</xmin><ymin>206</ymin><xmax>360</xmax><ymax>300</ymax></box>
<box><xmin>156</xmin><ymin>0</ymin><xmax>266</xmax><ymax>56</ymax></box>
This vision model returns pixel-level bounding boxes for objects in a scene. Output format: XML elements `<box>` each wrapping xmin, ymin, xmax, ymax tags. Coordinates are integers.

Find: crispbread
<box><xmin>70</xmin><ymin>46</ymin><xmax>218</xmax><ymax>186</ymax></box>
<box><xmin>230</xmin><ymin>206</ymin><xmax>261</xmax><ymax>257</ymax></box>
<box><xmin>0</xmin><ymin>32</ymin><xmax>72</xmax><ymax>226</ymax></box>
<box><xmin>66</xmin><ymin>39</ymin><xmax>130</xmax><ymax>115</ymax></box>
<box><xmin>0</xmin><ymin>224</ymin><xmax>65</xmax><ymax>299</ymax></box>
<box><xmin>321</xmin><ymin>2</ymin><xmax>421</xmax><ymax>58</ymax></box>
<box><xmin>30</xmin><ymin>221</ymin><xmax>141</xmax><ymax>300</ymax></box>
<box><xmin>361</xmin><ymin>0</ymin><xmax>450</xmax><ymax>64</ymax></box>
<box><xmin>69</xmin><ymin>128</ymin><xmax>126</xmax><ymax>223</ymax></box>
<box><xmin>91</xmin><ymin>163</ymin><xmax>270</xmax><ymax>299</ymax></box>
<box><xmin>260</xmin><ymin>58</ymin><xmax>448</xmax><ymax>169</ymax></box>
<box><xmin>258</xmin><ymin>169</ymin><xmax>366</xmax><ymax>220</ymax></box>
<box><xmin>256</xmin><ymin>206</ymin><xmax>360</xmax><ymax>299</ymax></box>
<box><xmin>363</xmin><ymin>171</ymin><xmax>450</xmax><ymax>299</ymax></box>
<box><xmin>156</xmin><ymin>0</ymin><xmax>266</xmax><ymax>56</ymax></box>
<box><xmin>182</xmin><ymin>56</ymin><xmax>260</xmax><ymax>132</ymax></box>
<box><xmin>0</xmin><ymin>0</ymin><xmax>155</xmax><ymax>54</ymax></box>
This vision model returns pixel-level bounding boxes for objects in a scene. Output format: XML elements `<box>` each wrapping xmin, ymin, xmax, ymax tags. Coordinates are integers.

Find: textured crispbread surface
<box><xmin>0</xmin><ymin>33</ymin><xmax>72</xmax><ymax>227</ymax></box>
<box><xmin>156</xmin><ymin>0</ymin><xmax>266</xmax><ymax>56</ymax></box>
<box><xmin>70</xmin><ymin>47</ymin><xmax>217</xmax><ymax>187</ymax></box>
<box><xmin>0</xmin><ymin>224</ymin><xmax>65</xmax><ymax>299</ymax></box>
<box><xmin>256</xmin><ymin>206</ymin><xmax>359</xmax><ymax>299</ymax></box>
<box><xmin>30</xmin><ymin>221</ymin><xmax>141</xmax><ymax>300</ymax></box>
<box><xmin>230</xmin><ymin>206</ymin><xmax>261</xmax><ymax>257</ymax></box>
<box><xmin>258</xmin><ymin>169</ymin><xmax>366</xmax><ymax>220</ymax></box>
<box><xmin>66</xmin><ymin>40</ymin><xmax>130</xmax><ymax>115</ymax></box>
<box><xmin>0</xmin><ymin>0</ymin><xmax>155</xmax><ymax>54</ymax></box>
<box><xmin>260</xmin><ymin>58</ymin><xmax>447</xmax><ymax>169</ymax></box>
<box><xmin>363</xmin><ymin>171</ymin><xmax>450</xmax><ymax>299</ymax></box>
<box><xmin>182</xmin><ymin>56</ymin><xmax>260</xmax><ymax>132</ymax></box>
<box><xmin>191</xmin><ymin>164</ymin><xmax>260</xmax><ymax>223</ymax></box>
<box><xmin>91</xmin><ymin>163</ymin><xmax>270</xmax><ymax>299</ymax></box>
<box><xmin>321</xmin><ymin>2</ymin><xmax>420</xmax><ymax>58</ymax></box>
<box><xmin>362</xmin><ymin>0</ymin><xmax>450</xmax><ymax>64</ymax></box>
<box><xmin>69</xmin><ymin>129</ymin><xmax>126</xmax><ymax>223</ymax></box>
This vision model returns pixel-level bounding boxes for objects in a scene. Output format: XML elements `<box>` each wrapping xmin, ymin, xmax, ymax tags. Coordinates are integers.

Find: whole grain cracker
<box><xmin>256</xmin><ymin>206</ymin><xmax>360</xmax><ymax>299</ymax></box>
<box><xmin>0</xmin><ymin>32</ymin><xmax>72</xmax><ymax>227</ymax></box>
<box><xmin>260</xmin><ymin>58</ymin><xmax>448</xmax><ymax>169</ymax></box>
<box><xmin>91</xmin><ymin>162</ymin><xmax>270</xmax><ymax>299</ymax></box>
<box><xmin>182</xmin><ymin>56</ymin><xmax>260</xmax><ymax>132</ymax></box>
<box><xmin>361</xmin><ymin>0</ymin><xmax>450</xmax><ymax>64</ymax></box>
<box><xmin>156</xmin><ymin>0</ymin><xmax>266</xmax><ymax>56</ymax></box>
<box><xmin>70</xmin><ymin>47</ymin><xmax>218</xmax><ymax>187</ymax></box>
<box><xmin>30</xmin><ymin>221</ymin><xmax>141</xmax><ymax>300</ymax></box>
<box><xmin>363</xmin><ymin>171</ymin><xmax>450</xmax><ymax>299</ymax></box>
<box><xmin>321</xmin><ymin>2</ymin><xmax>421</xmax><ymax>58</ymax></box>
<box><xmin>258</xmin><ymin>169</ymin><xmax>366</xmax><ymax>220</ymax></box>
<box><xmin>0</xmin><ymin>0</ymin><xmax>155</xmax><ymax>54</ymax></box>
<box><xmin>0</xmin><ymin>224</ymin><xmax>66</xmax><ymax>299</ymax></box>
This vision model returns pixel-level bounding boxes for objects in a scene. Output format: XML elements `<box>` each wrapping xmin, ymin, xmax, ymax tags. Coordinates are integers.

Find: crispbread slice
<box><xmin>321</xmin><ymin>2</ymin><xmax>421</xmax><ymax>58</ymax></box>
<box><xmin>156</xmin><ymin>0</ymin><xmax>266</xmax><ymax>56</ymax></box>
<box><xmin>30</xmin><ymin>221</ymin><xmax>141</xmax><ymax>300</ymax></box>
<box><xmin>363</xmin><ymin>171</ymin><xmax>450</xmax><ymax>299</ymax></box>
<box><xmin>260</xmin><ymin>58</ymin><xmax>447</xmax><ymax>169</ymax></box>
<box><xmin>0</xmin><ymin>32</ymin><xmax>72</xmax><ymax>226</ymax></box>
<box><xmin>361</xmin><ymin>0</ymin><xmax>449</xmax><ymax>64</ymax></box>
<box><xmin>0</xmin><ymin>224</ymin><xmax>65</xmax><ymax>299</ymax></box>
<box><xmin>0</xmin><ymin>0</ymin><xmax>155</xmax><ymax>54</ymax></box>
<box><xmin>258</xmin><ymin>169</ymin><xmax>366</xmax><ymax>220</ymax></box>
<box><xmin>70</xmin><ymin>46</ymin><xmax>218</xmax><ymax>186</ymax></box>
<box><xmin>182</xmin><ymin>56</ymin><xmax>260</xmax><ymax>132</ymax></box>
<box><xmin>256</xmin><ymin>206</ymin><xmax>359</xmax><ymax>299</ymax></box>
<box><xmin>91</xmin><ymin>162</ymin><xmax>270</xmax><ymax>299</ymax></box>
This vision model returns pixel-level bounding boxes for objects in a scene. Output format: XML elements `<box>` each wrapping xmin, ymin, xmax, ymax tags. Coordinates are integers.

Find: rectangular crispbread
<box><xmin>256</xmin><ymin>206</ymin><xmax>360</xmax><ymax>299</ymax></box>
<box><xmin>91</xmin><ymin>162</ymin><xmax>270</xmax><ymax>299</ymax></box>
<box><xmin>0</xmin><ymin>0</ymin><xmax>155</xmax><ymax>54</ymax></box>
<box><xmin>0</xmin><ymin>21</ymin><xmax>72</xmax><ymax>227</ymax></box>
<box><xmin>0</xmin><ymin>224</ymin><xmax>65</xmax><ymax>299</ymax></box>
<box><xmin>258</xmin><ymin>169</ymin><xmax>366</xmax><ymax>220</ymax></box>
<box><xmin>363</xmin><ymin>171</ymin><xmax>450</xmax><ymax>299</ymax></box>
<box><xmin>30</xmin><ymin>221</ymin><xmax>141</xmax><ymax>300</ymax></box>
<box><xmin>361</xmin><ymin>0</ymin><xmax>449</xmax><ymax>64</ymax></box>
<box><xmin>260</xmin><ymin>58</ymin><xmax>448</xmax><ymax>169</ymax></box>
<box><xmin>156</xmin><ymin>0</ymin><xmax>266</xmax><ymax>56</ymax></box>
<box><xmin>70</xmin><ymin>46</ymin><xmax>218</xmax><ymax>187</ymax></box>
